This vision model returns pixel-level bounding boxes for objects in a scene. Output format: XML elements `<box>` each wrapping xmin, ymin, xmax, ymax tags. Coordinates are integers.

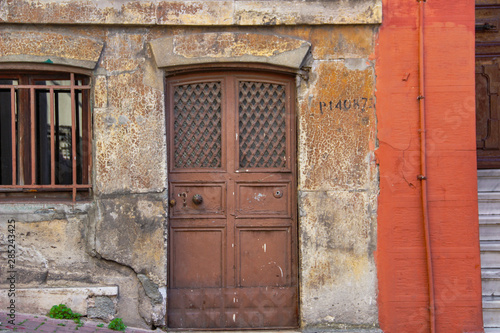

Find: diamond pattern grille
<box><xmin>174</xmin><ymin>82</ymin><xmax>222</xmax><ymax>168</ymax></box>
<box><xmin>239</xmin><ymin>82</ymin><xmax>286</xmax><ymax>168</ymax></box>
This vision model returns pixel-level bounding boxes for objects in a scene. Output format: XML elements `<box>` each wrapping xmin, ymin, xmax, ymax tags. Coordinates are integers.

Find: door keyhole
<box><xmin>179</xmin><ymin>192</ymin><xmax>187</xmax><ymax>207</ymax></box>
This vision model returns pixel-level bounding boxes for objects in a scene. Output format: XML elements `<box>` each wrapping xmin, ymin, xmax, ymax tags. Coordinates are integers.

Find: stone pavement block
<box><xmin>0</xmin><ymin>312</ymin><xmax>159</xmax><ymax>333</ymax></box>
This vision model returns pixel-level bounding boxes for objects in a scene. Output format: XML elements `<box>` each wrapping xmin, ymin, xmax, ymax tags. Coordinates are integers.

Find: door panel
<box><xmin>222</xmin><ymin>286</ymin><xmax>297</xmax><ymax>328</ymax></box>
<box><xmin>236</xmin><ymin>182</ymin><xmax>291</xmax><ymax>217</ymax></box>
<box><xmin>171</xmin><ymin>229</ymin><xmax>225</xmax><ymax>288</ymax></box>
<box><xmin>167</xmin><ymin>71</ymin><xmax>297</xmax><ymax>329</ymax></box>
<box><xmin>238</xmin><ymin>228</ymin><xmax>290</xmax><ymax>287</ymax></box>
<box><xmin>168</xmin><ymin>288</ymin><xmax>224</xmax><ymax>328</ymax></box>
<box><xmin>170</xmin><ymin>182</ymin><xmax>226</xmax><ymax>217</ymax></box>
<box><xmin>169</xmin><ymin>286</ymin><xmax>297</xmax><ymax>328</ymax></box>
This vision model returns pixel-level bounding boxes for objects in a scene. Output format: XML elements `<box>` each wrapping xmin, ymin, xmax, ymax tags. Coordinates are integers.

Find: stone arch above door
<box><xmin>149</xmin><ymin>32</ymin><xmax>311</xmax><ymax>70</ymax></box>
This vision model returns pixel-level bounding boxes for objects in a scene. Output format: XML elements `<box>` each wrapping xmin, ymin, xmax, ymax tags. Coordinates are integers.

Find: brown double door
<box><xmin>476</xmin><ymin>5</ymin><xmax>500</xmax><ymax>168</ymax></box>
<box><xmin>166</xmin><ymin>71</ymin><xmax>298</xmax><ymax>329</ymax></box>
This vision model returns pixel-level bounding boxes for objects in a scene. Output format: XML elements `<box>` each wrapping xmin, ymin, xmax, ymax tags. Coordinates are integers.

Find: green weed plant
<box><xmin>108</xmin><ymin>318</ymin><xmax>126</xmax><ymax>331</ymax></box>
<box><xmin>48</xmin><ymin>304</ymin><xmax>82</xmax><ymax>325</ymax></box>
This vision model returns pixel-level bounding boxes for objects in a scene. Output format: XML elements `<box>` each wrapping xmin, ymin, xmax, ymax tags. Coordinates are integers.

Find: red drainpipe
<box><xmin>417</xmin><ymin>1</ymin><xmax>436</xmax><ymax>332</ymax></box>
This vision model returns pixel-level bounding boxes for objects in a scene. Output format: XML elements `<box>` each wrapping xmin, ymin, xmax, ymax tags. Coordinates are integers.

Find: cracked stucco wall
<box><xmin>0</xmin><ymin>0</ymin><xmax>380</xmax><ymax>330</ymax></box>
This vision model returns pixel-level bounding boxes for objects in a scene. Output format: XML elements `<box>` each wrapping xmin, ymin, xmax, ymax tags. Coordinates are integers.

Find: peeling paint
<box><xmin>345</xmin><ymin>58</ymin><xmax>370</xmax><ymax>71</ymax></box>
<box><xmin>298</xmin><ymin>60</ymin><xmax>376</xmax><ymax>191</ymax></box>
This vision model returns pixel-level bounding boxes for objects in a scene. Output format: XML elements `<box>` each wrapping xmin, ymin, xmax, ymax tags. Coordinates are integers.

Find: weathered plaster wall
<box><xmin>0</xmin><ymin>0</ymin><xmax>381</xmax><ymax>330</ymax></box>
<box><xmin>93</xmin><ymin>30</ymin><xmax>165</xmax><ymax>194</ymax></box>
<box><xmin>0</xmin><ymin>204</ymin><xmax>149</xmax><ymax>327</ymax></box>
<box><xmin>296</xmin><ymin>37</ymin><xmax>379</xmax><ymax>329</ymax></box>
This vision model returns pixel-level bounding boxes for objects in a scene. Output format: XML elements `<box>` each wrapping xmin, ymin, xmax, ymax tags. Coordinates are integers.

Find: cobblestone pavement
<box><xmin>0</xmin><ymin>312</ymin><xmax>161</xmax><ymax>333</ymax></box>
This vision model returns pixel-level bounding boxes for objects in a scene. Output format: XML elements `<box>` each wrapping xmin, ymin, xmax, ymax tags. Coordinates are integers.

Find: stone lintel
<box><xmin>0</xmin><ymin>31</ymin><xmax>104</xmax><ymax>70</ymax></box>
<box><xmin>150</xmin><ymin>33</ymin><xmax>311</xmax><ymax>70</ymax></box>
<box><xmin>0</xmin><ymin>55</ymin><xmax>99</xmax><ymax>70</ymax></box>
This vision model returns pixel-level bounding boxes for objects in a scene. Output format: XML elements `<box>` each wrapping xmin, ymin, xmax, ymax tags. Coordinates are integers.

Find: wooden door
<box><xmin>476</xmin><ymin>63</ymin><xmax>500</xmax><ymax>168</ymax></box>
<box><xmin>166</xmin><ymin>71</ymin><xmax>298</xmax><ymax>329</ymax></box>
<box><xmin>476</xmin><ymin>5</ymin><xmax>500</xmax><ymax>168</ymax></box>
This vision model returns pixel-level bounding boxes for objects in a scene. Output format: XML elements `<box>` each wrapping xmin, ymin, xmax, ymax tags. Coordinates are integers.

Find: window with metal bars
<box><xmin>0</xmin><ymin>71</ymin><xmax>91</xmax><ymax>201</ymax></box>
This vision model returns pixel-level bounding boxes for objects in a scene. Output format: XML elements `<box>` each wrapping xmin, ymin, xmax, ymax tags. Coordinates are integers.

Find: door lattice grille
<box><xmin>173</xmin><ymin>82</ymin><xmax>222</xmax><ymax>168</ymax></box>
<box><xmin>238</xmin><ymin>81</ymin><xmax>286</xmax><ymax>168</ymax></box>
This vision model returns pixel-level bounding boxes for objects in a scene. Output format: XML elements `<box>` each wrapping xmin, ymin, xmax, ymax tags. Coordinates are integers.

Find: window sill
<box><xmin>0</xmin><ymin>202</ymin><xmax>93</xmax><ymax>222</ymax></box>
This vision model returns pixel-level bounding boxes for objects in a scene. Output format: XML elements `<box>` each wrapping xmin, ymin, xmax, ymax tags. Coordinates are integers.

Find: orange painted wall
<box><xmin>375</xmin><ymin>0</ymin><xmax>483</xmax><ymax>332</ymax></box>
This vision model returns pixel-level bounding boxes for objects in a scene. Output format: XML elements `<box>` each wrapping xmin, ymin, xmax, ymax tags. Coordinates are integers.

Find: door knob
<box><xmin>192</xmin><ymin>194</ymin><xmax>203</xmax><ymax>205</ymax></box>
<box><xmin>169</xmin><ymin>199</ymin><xmax>176</xmax><ymax>207</ymax></box>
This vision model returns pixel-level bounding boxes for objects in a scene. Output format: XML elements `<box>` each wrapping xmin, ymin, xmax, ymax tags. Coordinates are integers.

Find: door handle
<box><xmin>192</xmin><ymin>194</ymin><xmax>203</xmax><ymax>205</ymax></box>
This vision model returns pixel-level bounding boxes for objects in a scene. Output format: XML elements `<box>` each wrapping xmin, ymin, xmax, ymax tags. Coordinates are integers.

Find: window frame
<box><xmin>0</xmin><ymin>64</ymin><xmax>92</xmax><ymax>202</ymax></box>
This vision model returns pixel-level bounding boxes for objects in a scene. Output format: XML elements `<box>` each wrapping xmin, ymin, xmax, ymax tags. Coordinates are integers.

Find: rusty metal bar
<box><xmin>87</xmin><ymin>90</ymin><xmax>91</xmax><ymax>185</ymax></box>
<box><xmin>30</xmin><ymin>87</ymin><xmax>35</xmax><ymax>185</ymax></box>
<box><xmin>82</xmin><ymin>88</ymin><xmax>91</xmax><ymax>186</ymax></box>
<box><xmin>71</xmin><ymin>73</ymin><xmax>77</xmax><ymax>201</ymax></box>
<box><xmin>0</xmin><ymin>184</ymin><xmax>91</xmax><ymax>189</ymax></box>
<box><xmin>0</xmin><ymin>84</ymin><xmax>90</xmax><ymax>89</ymax></box>
<box><xmin>10</xmin><ymin>87</ymin><xmax>16</xmax><ymax>185</ymax></box>
<box><xmin>50</xmin><ymin>88</ymin><xmax>55</xmax><ymax>185</ymax></box>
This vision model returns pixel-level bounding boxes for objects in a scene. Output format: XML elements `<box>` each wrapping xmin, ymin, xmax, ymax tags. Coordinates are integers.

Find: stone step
<box><xmin>483</xmin><ymin>296</ymin><xmax>500</xmax><ymax>328</ymax></box>
<box><xmin>480</xmin><ymin>215</ymin><xmax>500</xmax><ymax>224</ymax></box>
<box><xmin>481</xmin><ymin>241</ymin><xmax>500</xmax><ymax>268</ymax></box>
<box><xmin>480</xmin><ymin>216</ymin><xmax>500</xmax><ymax>241</ymax></box>
<box><xmin>479</xmin><ymin>192</ymin><xmax>500</xmax><ymax>215</ymax></box>
<box><xmin>483</xmin><ymin>269</ymin><xmax>500</xmax><ymax>296</ymax></box>
<box><xmin>485</xmin><ymin>328</ymin><xmax>500</xmax><ymax>332</ymax></box>
<box><xmin>478</xmin><ymin>169</ymin><xmax>500</xmax><ymax>192</ymax></box>
<box><xmin>478</xmin><ymin>170</ymin><xmax>500</xmax><ymax>329</ymax></box>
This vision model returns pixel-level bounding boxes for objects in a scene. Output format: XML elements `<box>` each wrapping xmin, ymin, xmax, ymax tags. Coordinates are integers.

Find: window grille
<box><xmin>0</xmin><ymin>72</ymin><xmax>91</xmax><ymax>201</ymax></box>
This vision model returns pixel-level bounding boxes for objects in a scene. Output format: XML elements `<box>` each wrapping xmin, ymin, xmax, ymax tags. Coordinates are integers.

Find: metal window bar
<box><xmin>50</xmin><ymin>88</ymin><xmax>55</xmax><ymax>186</ymax></box>
<box><xmin>84</xmin><ymin>89</ymin><xmax>91</xmax><ymax>185</ymax></box>
<box><xmin>0</xmin><ymin>77</ymin><xmax>91</xmax><ymax>201</ymax></box>
<box><xmin>71</xmin><ymin>73</ymin><xmax>77</xmax><ymax>201</ymax></box>
<box><xmin>10</xmin><ymin>87</ymin><xmax>16</xmax><ymax>185</ymax></box>
<box><xmin>30</xmin><ymin>87</ymin><xmax>35</xmax><ymax>185</ymax></box>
